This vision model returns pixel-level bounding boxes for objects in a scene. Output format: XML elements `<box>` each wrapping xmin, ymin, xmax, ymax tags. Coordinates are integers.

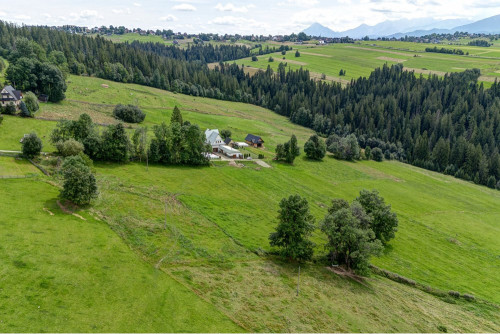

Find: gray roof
<box><xmin>2</xmin><ymin>85</ymin><xmax>22</xmax><ymax>101</ymax></box>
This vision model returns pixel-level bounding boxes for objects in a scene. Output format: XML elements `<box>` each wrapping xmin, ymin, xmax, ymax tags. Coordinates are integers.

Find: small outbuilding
<box><xmin>245</xmin><ymin>134</ymin><xmax>264</xmax><ymax>148</ymax></box>
<box><xmin>220</xmin><ymin>145</ymin><xmax>243</xmax><ymax>159</ymax></box>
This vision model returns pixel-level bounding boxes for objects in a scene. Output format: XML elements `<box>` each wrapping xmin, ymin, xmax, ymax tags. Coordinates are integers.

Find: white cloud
<box><xmin>14</xmin><ymin>15</ymin><xmax>31</xmax><ymax>20</ymax></box>
<box><xmin>173</xmin><ymin>4</ymin><xmax>197</xmax><ymax>11</ymax></box>
<box><xmin>278</xmin><ymin>0</ymin><xmax>319</xmax><ymax>7</ymax></box>
<box><xmin>215</xmin><ymin>3</ymin><xmax>255</xmax><ymax>13</ymax></box>
<box><xmin>112</xmin><ymin>8</ymin><xmax>132</xmax><ymax>14</ymax></box>
<box><xmin>42</xmin><ymin>13</ymin><xmax>51</xmax><ymax>18</ymax></box>
<box><xmin>68</xmin><ymin>10</ymin><xmax>103</xmax><ymax>21</ymax></box>
<box><xmin>160</xmin><ymin>15</ymin><xmax>178</xmax><ymax>22</ymax></box>
<box><xmin>133</xmin><ymin>2</ymin><xmax>141</xmax><ymax>6</ymax></box>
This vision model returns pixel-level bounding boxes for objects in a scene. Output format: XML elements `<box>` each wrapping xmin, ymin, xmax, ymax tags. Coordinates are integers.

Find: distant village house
<box><xmin>1</xmin><ymin>85</ymin><xmax>22</xmax><ymax>107</ymax></box>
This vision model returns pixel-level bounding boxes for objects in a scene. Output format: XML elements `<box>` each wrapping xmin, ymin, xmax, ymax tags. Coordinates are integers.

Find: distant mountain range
<box><xmin>302</xmin><ymin>14</ymin><xmax>500</xmax><ymax>39</ymax></box>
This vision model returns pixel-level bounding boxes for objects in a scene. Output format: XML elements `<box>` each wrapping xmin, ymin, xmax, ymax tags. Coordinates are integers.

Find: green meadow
<box><xmin>229</xmin><ymin>42</ymin><xmax>500</xmax><ymax>85</ymax></box>
<box><xmin>0</xmin><ymin>75</ymin><xmax>499</xmax><ymax>331</ymax></box>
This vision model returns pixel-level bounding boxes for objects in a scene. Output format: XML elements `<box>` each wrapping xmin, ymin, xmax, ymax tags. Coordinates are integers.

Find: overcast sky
<box><xmin>0</xmin><ymin>0</ymin><xmax>498</xmax><ymax>35</ymax></box>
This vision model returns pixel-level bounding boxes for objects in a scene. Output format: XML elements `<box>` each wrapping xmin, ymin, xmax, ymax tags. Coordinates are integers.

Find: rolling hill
<box><xmin>0</xmin><ymin>75</ymin><xmax>499</xmax><ymax>331</ymax></box>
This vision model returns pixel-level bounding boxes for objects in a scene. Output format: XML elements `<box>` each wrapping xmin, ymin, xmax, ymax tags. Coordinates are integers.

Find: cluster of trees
<box><xmin>113</xmin><ymin>104</ymin><xmax>145</xmax><ymax>123</ymax></box>
<box><xmin>19</xmin><ymin>131</ymin><xmax>98</xmax><ymax>206</ymax></box>
<box><xmin>304</xmin><ymin>134</ymin><xmax>326</xmax><ymax>160</ymax></box>
<box><xmin>51</xmin><ymin>114</ymin><xmax>131</xmax><ymax>162</ymax></box>
<box><xmin>467</xmin><ymin>40</ymin><xmax>492</xmax><ymax>47</ymax></box>
<box><xmin>275</xmin><ymin>135</ymin><xmax>300</xmax><ymax>163</ymax></box>
<box><xmin>148</xmin><ymin>110</ymin><xmax>209</xmax><ymax>166</ymax></box>
<box><xmin>339</xmin><ymin>69</ymin><xmax>346</xmax><ymax>76</ymax></box>
<box><xmin>269</xmin><ymin>190</ymin><xmax>398</xmax><ymax>274</ymax></box>
<box><xmin>425</xmin><ymin>46</ymin><xmax>466</xmax><ymax>55</ymax></box>
<box><xmin>326</xmin><ymin>134</ymin><xmax>360</xmax><ymax>160</ymax></box>
<box><xmin>49</xmin><ymin>107</ymin><xmax>207</xmax><ymax>165</ymax></box>
<box><xmin>3</xmin><ymin>37</ymin><xmax>67</xmax><ymax>102</ymax></box>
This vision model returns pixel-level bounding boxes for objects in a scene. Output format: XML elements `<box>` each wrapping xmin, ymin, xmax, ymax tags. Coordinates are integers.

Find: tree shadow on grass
<box><xmin>266</xmin><ymin>254</ymin><xmax>377</xmax><ymax>294</ymax></box>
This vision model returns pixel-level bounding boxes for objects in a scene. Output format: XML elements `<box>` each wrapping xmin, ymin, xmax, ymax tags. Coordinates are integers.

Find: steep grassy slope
<box><xmin>0</xmin><ymin>176</ymin><xmax>243</xmax><ymax>332</ymax></box>
<box><xmin>0</xmin><ymin>75</ymin><xmax>499</xmax><ymax>331</ymax></box>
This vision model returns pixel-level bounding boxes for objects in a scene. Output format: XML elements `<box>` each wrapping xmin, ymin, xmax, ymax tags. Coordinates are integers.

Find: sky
<box><xmin>0</xmin><ymin>0</ymin><xmax>499</xmax><ymax>35</ymax></box>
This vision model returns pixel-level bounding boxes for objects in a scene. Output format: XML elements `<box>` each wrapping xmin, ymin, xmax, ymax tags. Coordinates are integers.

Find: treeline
<box><xmin>425</xmin><ymin>46</ymin><xmax>466</xmax><ymax>55</ymax></box>
<box><xmin>467</xmin><ymin>40</ymin><xmax>492</xmax><ymax>47</ymax></box>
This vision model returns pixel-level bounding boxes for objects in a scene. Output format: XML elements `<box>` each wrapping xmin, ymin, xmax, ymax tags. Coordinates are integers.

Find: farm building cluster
<box><xmin>205</xmin><ymin>129</ymin><xmax>264</xmax><ymax>159</ymax></box>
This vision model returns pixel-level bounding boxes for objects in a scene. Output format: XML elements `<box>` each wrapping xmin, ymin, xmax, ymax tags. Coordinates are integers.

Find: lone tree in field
<box><xmin>171</xmin><ymin>106</ymin><xmax>183</xmax><ymax>124</ymax></box>
<box><xmin>304</xmin><ymin>134</ymin><xmax>326</xmax><ymax>160</ymax></box>
<box><xmin>269</xmin><ymin>195</ymin><xmax>315</xmax><ymax>262</ymax></box>
<box><xmin>356</xmin><ymin>189</ymin><xmax>398</xmax><ymax>244</ymax></box>
<box><xmin>22</xmin><ymin>133</ymin><xmax>42</xmax><ymax>159</ymax></box>
<box><xmin>295</xmin><ymin>50</ymin><xmax>301</xmax><ymax>57</ymax></box>
<box><xmin>60</xmin><ymin>155</ymin><xmax>98</xmax><ymax>205</ymax></box>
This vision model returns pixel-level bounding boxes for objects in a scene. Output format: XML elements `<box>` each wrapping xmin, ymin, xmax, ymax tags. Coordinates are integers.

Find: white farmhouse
<box><xmin>205</xmin><ymin>129</ymin><xmax>224</xmax><ymax>152</ymax></box>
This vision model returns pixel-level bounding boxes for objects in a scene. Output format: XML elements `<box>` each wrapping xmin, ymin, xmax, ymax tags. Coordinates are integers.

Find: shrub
<box><xmin>19</xmin><ymin>101</ymin><xmax>32</xmax><ymax>117</ymax></box>
<box><xmin>0</xmin><ymin>115</ymin><xmax>3</xmax><ymax>125</ymax></box>
<box><xmin>258</xmin><ymin>154</ymin><xmax>265</xmax><ymax>159</ymax></box>
<box><xmin>113</xmin><ymin>104</ymin><xmax>145</xmax><ymax>123</ymax></box>
<box><xmin>437</xmin><ymin>325</ymin><xmax>448</xmax><ymax>333</ymax></box>
<box><xmin>251</xmin><ymin>56</ymin><xmax>258</xmax><ymax>61</ymax></box>
<box><xmin>56</xmin><ymin>139</ymin><xmax>84</xmax><ymax>157</ymax></box>
<box><xmin>371</xmin><ymin>147</ymin><xmax>383</xmax><ymax>161</ymax></box>
<box><xmin>462</xmin><ymin>293</ymin><xmax>475</xmax><ymax>301</ymax></box>
<box><xmin>22</xmin><ymin>133</ymin><xmax>43</xmax><ymax>159</ymax></box>
<box><xmin>295</xmin><ymin>50</ymin><xmax>300</xmax><ymax>57</ymax></box>
<box><xmin>448</xmin><ymin>290</ymin><xmax>460</xmax><ymax>298</ymax></box>
<box><xmin>3</xmin><ymin>102</ymin><xmax>17</xmax><ymax>115</ymax></box>
<box><xmin>23</xmin><ymin>91</ymin><xmax>39</xmax><ymax>113</ymax></box>
<box><xmin>268</xmin><ymin>56</ymin><xmax>274</xmax><ymax>62</ymax></box>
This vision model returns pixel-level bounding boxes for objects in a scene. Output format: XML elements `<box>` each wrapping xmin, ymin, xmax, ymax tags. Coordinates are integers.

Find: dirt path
<box><xmin>255</xmin><ymin>160</ymin><xmax>271</xmax><ymax>168</ymax></box>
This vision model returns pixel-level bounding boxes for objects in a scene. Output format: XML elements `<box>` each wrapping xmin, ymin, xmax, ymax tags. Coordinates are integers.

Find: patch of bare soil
<box><xmin>403</xmin><ymin>67</ymin><xmax>447</xmax><ymax>76</ymax></box>
<box><xmin>228</xmin><ymin>161</ymin><xmax>245</xmax><ymax>168</ymax></box>
<box><xmin>300</xmin><ymin>51</ymin><xmax>332</xmax><ymax>57</ymax></box>
<box><xmin>57</xmin><ymin>200</ymin><xmax>86</xmax><ymax>220</ymax></box>
<box><xmin>377</xmin><ymin>56</ymin><xmax>406</xmax><ymax>63</ymax></box>
<box><xmin>326</xmin><ymin>266</ymin><xmax>367</xmax><ymax>286</ymax></box>
<box><xmin>43</xmin><ymin>208</ymin><xmax>54</xmax><ymax>216</ymax></box>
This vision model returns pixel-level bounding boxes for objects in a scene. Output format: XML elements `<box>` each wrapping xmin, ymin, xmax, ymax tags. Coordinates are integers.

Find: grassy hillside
<box><xmin>0</xmin><ymin>75</ymin><xmax>499</xmax><ymax>331</ymax></box>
